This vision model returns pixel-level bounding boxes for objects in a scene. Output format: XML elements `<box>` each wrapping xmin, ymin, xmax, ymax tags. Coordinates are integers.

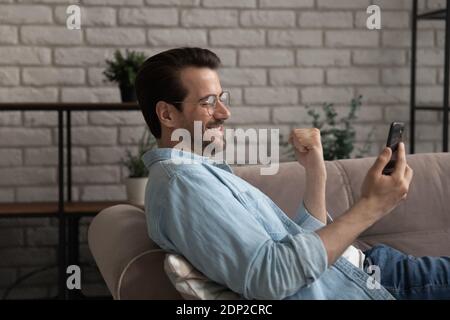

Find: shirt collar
<box><xmin>142</xmin><ymin>147</ymin><xmax>233</xmax><ymax>173</ymax></box>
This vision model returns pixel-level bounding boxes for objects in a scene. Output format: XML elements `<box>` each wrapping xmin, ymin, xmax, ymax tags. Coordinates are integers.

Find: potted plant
<box><xmin>103</xmin><ymin>49</ymin><xmax>146</xmax><ymax>102</ymax></box>
<box><xmin>123</xmin><ymin>127</ymin><xmax>157</xmax><ymax>207</ymax></box>
<box><xmin>281</xmin><ymin>96</ymin><xmax>375</xmax><ymax>161</ymax></box>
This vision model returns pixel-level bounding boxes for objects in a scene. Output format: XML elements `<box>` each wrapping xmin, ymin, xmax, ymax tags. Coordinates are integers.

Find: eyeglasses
<box><xmin>170</xmin><ymin>91</ymin><xmax>230</xmax><ymax>115</ymax></box>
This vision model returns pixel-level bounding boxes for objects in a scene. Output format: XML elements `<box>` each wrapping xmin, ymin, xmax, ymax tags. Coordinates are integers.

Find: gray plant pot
<box><xmin>120</xmin><ymin>85</ymin><xmax>137</xmax><ymax>102</ymax></box>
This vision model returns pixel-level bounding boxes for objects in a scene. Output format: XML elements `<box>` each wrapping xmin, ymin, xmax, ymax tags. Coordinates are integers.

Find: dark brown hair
<box><xmin>135</xmin><ymin>47</ymin><xmax>221</xmax><ymax>138</ymax></box>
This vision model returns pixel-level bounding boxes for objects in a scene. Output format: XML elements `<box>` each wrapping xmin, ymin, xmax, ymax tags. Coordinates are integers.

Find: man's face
<box><xmin>176</xmin><ymin>67</ymin><xmax>231</xmax><ymax>154</ymax></box>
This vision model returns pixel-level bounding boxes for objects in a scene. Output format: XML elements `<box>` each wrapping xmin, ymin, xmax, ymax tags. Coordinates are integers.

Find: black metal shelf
<box><xmin>0</xmin><ymin>103</ymin><xmax>140</xmax><ymax>300</ymax></box>
<box><xmin>411</xmin><ymin>0</ymin><xmax>450</xmax><ymax>153</ymax></box>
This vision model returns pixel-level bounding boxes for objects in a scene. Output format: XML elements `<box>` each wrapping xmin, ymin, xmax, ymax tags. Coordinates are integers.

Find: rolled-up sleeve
<box><xmin>158</xmin><ymin>171</ymin><xmax>328</xmax><ymax>300</ymax></box>
<box><xmin>244</xmin><ymin>230</ymin><xmax>327</xmax><ymax>299</ymax></box>
<box><xmin>294</xmin><ymin>201</ymin><xmax>335</xmax><ymax>232</ymax></box>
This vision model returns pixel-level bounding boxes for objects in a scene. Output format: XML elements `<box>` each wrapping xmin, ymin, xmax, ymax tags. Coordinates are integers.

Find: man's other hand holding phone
<box><xmin>361</xmin><ymin>142</ymin><xmax>414</xmax><ymax>221</ymax></box>
<box><xmin>315</xmin><ymin>142</ymin><xmax>414</xmax><ymax>265</ymax></box>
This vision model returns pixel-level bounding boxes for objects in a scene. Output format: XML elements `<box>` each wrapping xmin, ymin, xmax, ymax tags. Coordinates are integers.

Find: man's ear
<box><xmin>155</xmin><ymin>101</ymin><xmax>180</xmax><ymax>129</ymax></box>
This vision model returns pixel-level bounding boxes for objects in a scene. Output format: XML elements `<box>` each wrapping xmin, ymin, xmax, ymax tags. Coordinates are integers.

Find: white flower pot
<box><xmin>125</xmin><ymin>177</ymin><xmax>148</xmax><ymax>207</ymax></box>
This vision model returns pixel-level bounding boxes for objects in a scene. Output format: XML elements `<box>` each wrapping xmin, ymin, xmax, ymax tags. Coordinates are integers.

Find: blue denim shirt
<box><xmin>142</xmin><ymin>148</ymin><xmax>395</xmax><ymax>300</ymax></box>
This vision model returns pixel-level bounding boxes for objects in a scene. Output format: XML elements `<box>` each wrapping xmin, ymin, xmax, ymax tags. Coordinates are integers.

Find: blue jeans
<box><xmin>363</xmin><ymin>244</ymin><xmax>450</xmax><ymax>300</ymax></box>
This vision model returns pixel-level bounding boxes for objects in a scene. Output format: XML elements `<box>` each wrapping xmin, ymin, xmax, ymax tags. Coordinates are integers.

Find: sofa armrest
<box><xmin>88</xmin><ymin>204</ymin><xmax>181</xmax><ymax>299</ymax></box>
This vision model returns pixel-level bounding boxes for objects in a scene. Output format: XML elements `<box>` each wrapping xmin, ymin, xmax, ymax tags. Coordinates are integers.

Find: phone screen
<box><xmin>383</xmin><ymin>122</ymin><xmax>404</xmax><ymax>175</ymax></box>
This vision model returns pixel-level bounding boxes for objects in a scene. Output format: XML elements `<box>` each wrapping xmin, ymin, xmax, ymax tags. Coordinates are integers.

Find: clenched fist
<box><xmin>288</xmin><ymin>128</ymin><xmax>326</xmax><ymax>173</ymax></box>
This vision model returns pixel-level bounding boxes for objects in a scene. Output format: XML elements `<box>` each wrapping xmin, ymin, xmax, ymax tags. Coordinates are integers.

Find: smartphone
<box><xmin>382</xmin><ymin>122</ymin><xmax>405</xmax><ymax>175</ymax></box>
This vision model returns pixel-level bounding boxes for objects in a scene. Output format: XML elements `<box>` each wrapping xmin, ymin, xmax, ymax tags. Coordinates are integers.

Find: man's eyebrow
<box><xmin>198</xmin><ymin>91</ymin><xmax>224</xmax><ymax>101</ymax></box>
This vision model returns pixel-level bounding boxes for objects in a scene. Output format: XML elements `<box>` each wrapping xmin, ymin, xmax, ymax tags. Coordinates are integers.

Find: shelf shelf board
<box><xmin>417</xmin><ymin>9</ymin><xmax>447</xmax><ymax>20</ymax></box>
<box><xmin>417</xmin><ymin>9</ymin><xmax>446</xmax><ymax>20</ymax></box>
<box><xmin>0</xmin><ymin>201</ymin><xmax>133</xmax><ymax>218</ymax></box>
<box><xmin>414</xmin><ymin>105</ymin><xmax>447</xmax><ymax>111</ymax></box>
<box><xmin>0</xmin><ymin>102</ymin><xmax>140</xmax><ymax>111</ymax></box>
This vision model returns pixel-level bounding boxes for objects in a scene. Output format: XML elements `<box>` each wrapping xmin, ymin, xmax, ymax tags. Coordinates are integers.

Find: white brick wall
<box><xmin>120</xmin><ymin>8</ymin><xmax>178</xmax><ymax>26</ymax></box>
<box><xmin>0</xmin><ymin>67</ymin><xmax>20</xmax><ymax>86</ymax></box>
<box><xmin>0</xmin><ymin>167</ymin><xmax>56</xmax><ymax>186</ymax></box>
<box><xmin>240</xmin><ymin>10</ymin><xmax>296</xmax><ymax>27</ymax></box>
<box><xmin>182</xmin><ymin>9</ymin><xmax>238</xmax><ymax>27</ymax></box>
<box><xmin>298</xmin><ymin>11</ymin><xmax>353</xmax><ymax>28</ymax></box>
<box><xmin>239</xmin><ymin>49</ymin><xmax>294</xmax><ymax>66</ymax></box>
<box><xmin>0</xmin><ymin>26</ymin><xmax>18</xmax><ymax>44</ymax></box>
<box><xmin>86</xmin><ymin>28</ymin><xmax>146</xmax><ymax>45</ymax></box>
<box><xmin>210</xmin><ymin>29</ymin><xmax>264</xmax><ymax>47</ymax></box>
<box><xmin>297</xmin><ymin>49</ymin><xmax>351</xmax><ymax>66</ymax></box>
<box><xmin>270</xmin><ymin>68</ymin><xmax>323</xmax><ymax>85</ymax></box>
<box><xmin>326</xmin><ymin>68</ymin><xmax>379</xmax><ymax>85</ymax></box>
<box><xmin>0</xmin><ymin>149</ymin><xmax>22</xmax><ymax>167</ymax></box>
<box><xmin>0</xmin><ymin>5</ymin><xmax>52</xmax><ymax>24</ymax></box>
<box><xmin>71</xmin><ymin>127</ymin><xmax>118</xmax><ymax>145</ymax></box>
<box><xmin>352</xmin><ymin>49</ymin><xmax>406</xmax><ymax>65</ymax></box>
<box><xmin>260</xmin><ymin>0</ymin><xmax>313</xmax><ymax>8</ymax></box>
<box><xmin>21</xmin><ymin>27</ymin><xmax>83</xmax><ymax>45</ymax></box>
<box><xmin>0</xmin><ymin>47</ymin><xmax>51</xmax><ymax>65</ymax></box>
<box><xmin>61</xmin><ymin>87</ymin><xmax>120</xmax><ymax>102</ymax></box>
<box><xmin>0</xmin><ymin>128</ymin><xmax>52</xmax><ymax>146</ymax></box>
<box><xmin>0</xmin><ymin>0</ymin><xmax>447</xmax><ymax>298</ymax></box>
<box><xmin>148</xmin><ymin>28</ymin><xmax>207</xmax><ymax>46</ymax></box>
<box><xmin>268</xmin><ymin>30</ymin><xmax>322</xmax><ymax>46</ymax></box>
<box><xmin>218</xmin><ymin>68</ymin><xmax>267</xmax><ymax>86</ymax></box>
<box><xmin>302</xmin><ymin>87</ymin><xmax>354</xmax><ymax>103</ymax></box>
<box><xmin>325</xmin><ymin>30</ymin><xmax>379</xmax><ymax>47</ymax></box>
<box><xmin>23</xmin><ymin>68</ymin><xmax>85</xmax><ymax>86</ymax></box>
<box><xmin>245</xmin><ymin>87</ymin><xmax>298</xmax><ymax>105</ymax></box>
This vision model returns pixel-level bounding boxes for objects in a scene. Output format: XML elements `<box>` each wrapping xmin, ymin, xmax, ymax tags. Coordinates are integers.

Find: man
<box><xmin>135</xmin><ymin>47</ymin><xmax>450</xmax><ymax>300</ymax></box>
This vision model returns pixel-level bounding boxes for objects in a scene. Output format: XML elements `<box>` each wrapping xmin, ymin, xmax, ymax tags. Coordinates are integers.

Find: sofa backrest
<box><xmin>89</xmin><ymin>153</ymin><xmax>450</xmax><ymax>299</ymax></box>
<box><xmin>233</xmin><ymin>153</ymin><xmax>450</xmax><ymax>256</ymax></box>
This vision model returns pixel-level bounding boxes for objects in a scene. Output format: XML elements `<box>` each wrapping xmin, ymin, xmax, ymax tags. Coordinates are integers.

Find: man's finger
<box><xmin>371</xmin><ymin>147</ymin><xmax>392</xmax><ymax>174</ymax></box>
<box><xmin>404</xmin><ymin>165</ymin><xmax>414</xmax><ymax>184</ymax></box>
<box><xmin>292</xmin><ymin>137</ymin><xmax>309</xmax><ymax>152</ymax></box>
<box><xmin>288</xmin><ymin>130</ymin><xmax>298</xmax><ymax>145</ymax></box>
<box><xmin>392</xmin><ymin>142</ymin><xmax>406</xmax><ymax>179</ymax></box>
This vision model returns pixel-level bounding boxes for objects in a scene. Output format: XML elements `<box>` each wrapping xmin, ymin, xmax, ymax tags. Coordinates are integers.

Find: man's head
<box><xmin>135</xmin><ymin>47</ymin><xmax>231</xmax><ymax>154</ymax></box>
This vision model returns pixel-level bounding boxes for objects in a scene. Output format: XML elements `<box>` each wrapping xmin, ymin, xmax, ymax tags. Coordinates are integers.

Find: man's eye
<box><xmin>201</xmin><ymin>97</ymin><xmax>215</xmax><ymax>105</ymax></box>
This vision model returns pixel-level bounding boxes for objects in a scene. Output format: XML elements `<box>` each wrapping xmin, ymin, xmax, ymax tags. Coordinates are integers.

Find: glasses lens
<box><xmin>205</xmin><ymin>95</ymin><xmax>216</xmax><ymax>106</ymax></box>
<box><xmin>220</xmin><ymin>92</ymin><xmax>230</xmax><ymax>107</ymax></box>
<box><xmin>202</xmin><ymin>93</ymin><xmax>230</xmax><ymax>115</ymax></box>
<box><xmin>201</xmin><ymin>96</ymin><xmax>216</xmax><ymax>115</ymax></box>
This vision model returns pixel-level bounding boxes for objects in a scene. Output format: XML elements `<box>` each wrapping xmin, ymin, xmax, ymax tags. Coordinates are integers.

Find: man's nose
<box><xmin>213</xmin><ymin>100</ymin><xmax>231</xmax><ymax>119</ymax></box>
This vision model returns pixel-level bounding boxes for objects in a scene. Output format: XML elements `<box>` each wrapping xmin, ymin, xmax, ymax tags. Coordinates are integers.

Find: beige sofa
<box><xmin>88</xmin><ymin>153</ymin><xmax>450</xmax><ymax>300</ymax></box>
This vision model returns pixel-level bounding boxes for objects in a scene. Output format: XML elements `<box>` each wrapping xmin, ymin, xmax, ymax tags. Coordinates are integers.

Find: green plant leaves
<box><xmin>281</xmin><ymin>96</ymin><xmax>374</xmax><ymax>161</ymax></box>
<box><xmin>123</xmin><ymin>127</ymin><xmax>158</xmax><ymax>178</ymax></box>
<box><xmin>103</xmin><ymin>49</ymin><xmax>146</xmax><ymax>87</ymax></box>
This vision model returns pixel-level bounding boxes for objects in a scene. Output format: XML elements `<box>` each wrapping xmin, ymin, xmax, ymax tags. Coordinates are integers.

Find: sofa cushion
<box><xmin>164</xmin><ymin>253</ymin><xmax>241</xmax><ymax>300</ymax></box>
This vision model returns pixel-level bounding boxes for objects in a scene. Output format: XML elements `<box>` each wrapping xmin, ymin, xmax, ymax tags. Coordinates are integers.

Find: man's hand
<box><xmin>289</xmin><ymin>128</ymin><xmax>327</xmax><ymax>223</ymax></box>
<box><xmin>360</xmin><ymin>142</ymin><xmax>414</xmax><ymax>220</ymax></box>
<box><xmin>315</xmin><ymin>142</ymin><xmax>414</xmax><ymax>266</ymax></box>
<box><xmin>288</xmin><ymin>128</ymin><xmax>325</xmax><ymax>173</ymax></box>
